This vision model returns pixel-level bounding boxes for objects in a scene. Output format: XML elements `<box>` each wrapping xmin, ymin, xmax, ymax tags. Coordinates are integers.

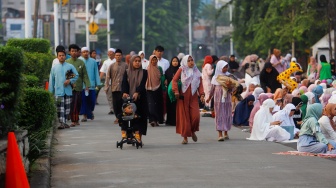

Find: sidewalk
<box><xmin>40</xmin><ymin>91</ymin><xmax>336</xmax><ymax>187</ymax></box>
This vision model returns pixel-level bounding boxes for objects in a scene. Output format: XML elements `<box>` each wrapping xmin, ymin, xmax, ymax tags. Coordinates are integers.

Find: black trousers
<box><xmin>112</xmin><ymin>91</ymin><xmax>123</xmax><ymax>119</ymax></box>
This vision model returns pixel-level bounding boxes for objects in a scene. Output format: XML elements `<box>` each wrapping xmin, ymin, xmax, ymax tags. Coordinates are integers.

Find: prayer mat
<box><xmin>273</xmin><ymin>151</ymin><xmax>336</xmax><ymax>158</ymax></box>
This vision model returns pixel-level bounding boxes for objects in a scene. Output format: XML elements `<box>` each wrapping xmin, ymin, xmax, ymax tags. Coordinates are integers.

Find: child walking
<box><xmin>206</xmin><ymin>60</ymin><xmax>234</xmax><ymax>141</ymax></box>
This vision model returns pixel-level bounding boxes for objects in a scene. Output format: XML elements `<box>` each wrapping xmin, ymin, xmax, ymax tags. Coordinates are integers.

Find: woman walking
<box><xmin>172</xmin><ymin>55</ymin><xmax>204</xmax><ymax>144</ymax></box>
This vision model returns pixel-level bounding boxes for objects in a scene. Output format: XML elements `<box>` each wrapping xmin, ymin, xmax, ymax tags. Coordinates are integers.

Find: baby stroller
<box><xmin>116</xmin><ymin>99</ymin><xmax>142</xmax><ymax>149</ymax></box>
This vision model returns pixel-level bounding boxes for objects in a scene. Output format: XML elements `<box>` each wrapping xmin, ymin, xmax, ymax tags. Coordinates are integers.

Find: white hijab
<box><xmin>180</xmin><ymin>55</ymin><xmax>201</xmax><ymax>95</ymax></box>
<box><xmin>248</xmin><ymin>99</ymin><xmax>275</xmax><ymax>140</ymax></box>
<box><xmin>305</xmin><ymin>92</ymin><xmax>314</xmax><ymax>105</ymax></box>
<box><xmin>273</xmin><ymin>103</ymin><xmax>296</xmax><ymax>127</ymax></box>
<box><xmin>211</xmin><ymin>60</ymin><xmax>230</xmax><ymax>85</ymax></box>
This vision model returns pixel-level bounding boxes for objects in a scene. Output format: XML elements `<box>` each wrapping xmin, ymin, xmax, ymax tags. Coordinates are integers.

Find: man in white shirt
<box><xmin>154</xmin><ymin>45</ymin><xmax>169</xmax><ymax>74</ymax></box>
<box><xmin>100</xmin><ymin>48</ymin><xmax>116</xmax><ymax>114</ymax></box>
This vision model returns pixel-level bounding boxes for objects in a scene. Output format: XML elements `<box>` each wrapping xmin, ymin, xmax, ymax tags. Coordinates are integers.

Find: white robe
<box><xmin>273</xmin><ymin>104</ymin><xmax>300</xmax><ymax>136</ymax></box>
<box><xmin>248</xmin><ymin>99</ymin><xmax>290</xmax><ymax>142</ymax></box>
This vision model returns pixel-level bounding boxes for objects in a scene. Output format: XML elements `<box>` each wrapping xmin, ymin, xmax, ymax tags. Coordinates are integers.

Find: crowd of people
<box><xmin>48</xmin><ymin>45</ymin><xmax>336</xmax><ymax>153</ymax></box>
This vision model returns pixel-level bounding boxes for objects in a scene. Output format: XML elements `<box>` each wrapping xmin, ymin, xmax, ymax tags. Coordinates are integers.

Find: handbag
<box><xmin>167</xmin><ymin>80</ymin><xmax>181</xmax><ymax>102</ymax></box>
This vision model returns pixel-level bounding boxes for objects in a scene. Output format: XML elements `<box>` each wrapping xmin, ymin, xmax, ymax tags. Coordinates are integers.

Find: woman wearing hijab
<box><xmin>291</xmin><ymin>97</ymin><xmax>303</xmax><ymax>129</ymax></box>
<box><xmin>201</xmin><ymin>55</ymin><xmax>213</xmax><ymax>111</ymax></box>
<box><xmin>233</xmin><ymin>95</ymin><xmax>255</xmax><ymax>126</ymax></box>
<box><xmin>206</xmin><ymin>60</ymin><xmax>233</xmax><ymax>141</ymax></box>
<box><xmin>300</xmin><ymin>94</ymin><xmax>308</xmax><ymax>119</ymax></box>
<box><xmin>312</xmin><ymin>85</ymin><xmax>323</xmax><ymax>103</ymax></box>
<box><xmin>272</xmin><ymin>88</ymin><xmax>285</xmax><ymax>113</ymax></box>
<box><xmin>122</xmin><ymin>55</ymin><xmax>148</xmax><ymax>142</ymax></box>
<box><xmin>249</xmin><ymin>93</ymin><xmax>269</xmax><ymax>132</ymax></box>
<box><xmin>260</xmin><ymin>62</ymin><xmax>282</xmax><ymax>93</ymax></box>
<box><xmin>248</xmin><ymin>99</ymin><xmax>290</xmax><ymax>142</ymax></box>
<box><xmin>297</xmin><ymin>103</ymin><xmax>336</xmax><ymax>153</ymax></box>
<box><xmin>319</xmin><ymin>103</ymin><xmax>336</xmax><ymax>142</ymax></box>
<box><xmin>172</xmin><ymin>55</ymin><xmax>204</xmax><ymax>144</ymax></box>
<box><xmin>146</xmin><ymin>55</ymin><xmax>164</xmax><ymax>127</ymax></box>
<box><xmin>305</xmin><ymin>92</ymin><xmax>315</xmax><ymax>105</ymax></box>
<box><xmin>165</xmin><ymin>56</ymin><xmax>181</xmax><ymax>126</ymax></box>
<box><xmin>307</xmin><ymin>56</ymin><xmax>318</xmax><ymax>83</ymax></box>
<box><xmin>273</xmin><ymin>103</ymin><xmax>300</xmax><ymax>139</ymax></box>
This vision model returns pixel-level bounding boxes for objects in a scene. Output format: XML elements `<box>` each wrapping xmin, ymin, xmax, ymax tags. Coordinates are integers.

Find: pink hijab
<box><xmin>249</xmin><ymin>93</ymin><xmax>269</xmax><ymax>129</ymax></box>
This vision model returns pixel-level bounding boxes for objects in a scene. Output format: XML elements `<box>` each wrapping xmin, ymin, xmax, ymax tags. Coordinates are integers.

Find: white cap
<box><xmin>138</xmin><ymin>51</ymin><xmax>144</xmax><ymax>55</ymax></box>
<box><xmin>291</xmin><ymin>57</ymin><xmax>297</xmax><ymax>62</ymax></box>
<box><xmin>108</xmin><ymin>48</ymin><xmax>116</xmax><ymax>53</ymax></box>
<box><xmin>81</xmin><ymin>47</ymin><xmax>89</xmax><ymax>52</ymax></box>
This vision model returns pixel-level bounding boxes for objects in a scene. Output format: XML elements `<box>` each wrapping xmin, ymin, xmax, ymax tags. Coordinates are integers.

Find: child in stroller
<box><xmin>116</xmin><ymin>100</ymin><xmax>142</xmax><ymax>149</ymax></box>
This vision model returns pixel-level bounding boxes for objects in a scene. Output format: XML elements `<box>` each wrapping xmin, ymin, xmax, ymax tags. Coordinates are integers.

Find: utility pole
<box><xmin>142</xmin><ymin>0</ymin><xmax>145</xmax><ymax>52</ymax></box>
<box><xmin>67</xmin><ymin>0</ymin><xmax>71</xmax><ymax>46</ymax></box>
<box><xmin>188</xmin><ymin>0</ymin><xmax>192</xmax><ymax>56</ymax></box>
<box><xmin>54</xmin><ymin>1</ymin><xmax>59</xmax><ymax>49</ymax></box>
<box><xmin>59</xmin><ymin>0</ymin><xmax>64</xmax><ymax>45</ymax></box>
<box><xmin>25</xmin><ymin>0</ymin><xmax>32</xmax><ymax>38</ymax></box>
<box><xmin>33</xmin><ymin>0</ymin><xmax>40</xmax><ymax>38</ymax></box>
<box><xmin>107</xmin><ymin>0</ymin><xmax>110</xmax><ymax>49</ymax></box>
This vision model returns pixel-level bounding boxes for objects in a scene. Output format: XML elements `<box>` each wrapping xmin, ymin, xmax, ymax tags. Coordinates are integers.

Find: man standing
<box><xmin>154</xmin><ymin>45</ymin><xmax>169</xmax><ymax>123</ymax></box>
<box><xmin>104</xmin><ymin>49</ymin><xmax>128</xmax><ymax>124</ymax></box>
<box><xmin>154</xmin><ymin>45</ymin><xmax>169</xmax><ymax>74</ymax></box>
<box><xmin>100</xmin><ymin>48</ymin><xmax>116</xmax><ymax>114</ymax></box>
<box><xmin>79</xmin><ymin>47</ymin><xmax>101</xmax><ymax>122</ymax></box>
<box><xmin>49</xmin><ymin>46</ymin><xmax>78</xmax><ymax>129</ymax></box>
<box><xmin>66</xmin><ymin>44</ymin><xmax>91</xmax><ymax>126</ymax></box>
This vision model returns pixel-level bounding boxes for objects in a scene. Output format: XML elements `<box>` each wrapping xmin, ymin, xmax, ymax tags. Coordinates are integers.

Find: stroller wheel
<box><xmin>120</xmin><ymin>143</ymin><xmax>123</xmax><ymax>150</ymax></box>
<box><xmin>136</xmin><ymin>143</ymin><xmax>139</xmax><ymax>149</ymax></box>
<box><xmin>116</xmin><ymin>141</ymin><xmax>119</xmax><ymax>148</ymax></box>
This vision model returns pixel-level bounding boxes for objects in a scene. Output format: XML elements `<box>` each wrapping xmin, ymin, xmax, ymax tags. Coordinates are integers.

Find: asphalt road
<box><xmin>50</xmin><ymin>91</ymin><xmax>336</xmax><ymax>188</ymax></box>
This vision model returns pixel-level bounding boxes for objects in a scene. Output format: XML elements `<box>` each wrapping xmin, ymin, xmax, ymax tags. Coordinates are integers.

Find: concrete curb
<box><xmin>28</xmin><ymin>122</ymin><xmax>56</xmax><ymax>188</ymax></box>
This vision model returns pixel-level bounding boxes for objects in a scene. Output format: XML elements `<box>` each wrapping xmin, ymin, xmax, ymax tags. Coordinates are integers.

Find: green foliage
<box><xmin>23</xmin><ymin>52</ymin><xmax>54</xmax><ymax>83</ymax></box>
<box><xmin>232</xmin><ymin>0</ymin><xmax>329</xmax><ymax>57</ymax></box>
<box><xmin>23</xmin><ymin>74</ymin><xmax>40</xmax><ymax>88</ymax></box>
<box><xmin>7</xmin><ymin>38</ymin><xmax>51</xmax><ymax>53</ymax></box>
<box><xmin>0</xmin><ymin>46</ymin><xmax>24</xmax><ymax>137</ymax></box>
<box><xmin>18</xmin><ymin>88</ymin><xmax>56</xmax><ymax>162</ymax></box>
<box><xmin>106</xmin><ymin>0</ymin><xmax>201</xmax><ymax>56</ymax></box>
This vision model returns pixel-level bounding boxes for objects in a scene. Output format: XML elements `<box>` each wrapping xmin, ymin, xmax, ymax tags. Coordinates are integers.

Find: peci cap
<box><xmin>108</xmin><ymin>48</ymin><xmax>116</xmax><ymax>53</ymax></box>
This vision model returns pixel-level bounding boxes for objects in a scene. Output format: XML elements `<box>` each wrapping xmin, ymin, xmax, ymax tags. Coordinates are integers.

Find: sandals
<box><xmin>58</xmin><ymin>124</ymin><xmax>65</xmax><ymax>129</ymax></box>
<box><xmin>71</xmin><ymin>123</ymin><xmax>76</xmax><ymax>127</ymax></box>
<box><xmin>181</xmin><ymin>139</ymin><xmax>188</xmax><ymax>144</ymax></box>
<box><xmin>224</xmin><ymin>135</ymin><xmax>229</xmax><ymax>140</ymax></box>
<box><xmin>63</xmin><ymin>123</ymin><xmax>70</xmax><ymax>128</ymax></box>
<box><xmin>218</xmin><ymin>137</ymin><xmax>224</xmax><ymax>141</ymax></box>
<box><xmin>81</xmin><ymin>118</ymin><xmax>87</xmax><ymax>122</ymax></box>
<box><xmin>192</xmin><ymin>133</ymin><xmax>198</xmax><ymax>142</ymax></box>
<box><xmin>114</xmin><ymin>119</ymin><xmax>119</xmax><ymax>124</ymax></box>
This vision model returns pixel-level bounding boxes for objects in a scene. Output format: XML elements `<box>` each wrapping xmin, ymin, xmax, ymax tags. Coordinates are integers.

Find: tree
<box><xmin>232</xmin><ymin>0</ymin><xmax>328</xmax><ymax>58</ymax></box>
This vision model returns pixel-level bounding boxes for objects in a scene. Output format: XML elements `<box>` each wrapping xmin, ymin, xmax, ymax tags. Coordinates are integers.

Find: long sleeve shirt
<box><xmin>318</xmin><ymin>116</ymin><xmax>336</xmax><ymax>141</ymax></box>
<box><xmin>79</xmin><ymin>57</ymin><xmax>101</xmax><ymax>90</ymax></box>
<box><xmin>66</xmin><ymin>58</ymin><xmax>91</xmax><ymax>92</ymax></box>
<box><xmin>300</xmin><ymin>117</ymin><xmax>329</xmax><ymax>144</ymax></box>
<box><xmin>105</xmin><ymin>61</ymin><xmax>128</xmax><ymax>92</ymax></box>
<box><xmin>49</xmin><ymin>62</ymin><xmax>78</xmax><ymax>96</ymax></box>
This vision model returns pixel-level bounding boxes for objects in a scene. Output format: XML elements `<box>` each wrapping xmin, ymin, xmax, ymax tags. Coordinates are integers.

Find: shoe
<box><xmin>63</xmin><ymin>123</ymin><xmax>70</xmax><ymax>128</ymax></box>
<box><xmin>150</xmin><ymin>121</ymin><xmax>155</xmax><ymax>127</ymax></box>
<box><xmin>181</xmin><ymin>139</ymin><xmax>188</xmax><ymax>144</ymax></box>
<box><xmin>224</xmin><ymin>135</ymin><xmax>229</xmax><ymax>140</ymax></box>
<box><xmin>96</xmin><ymin>102</ymin><xmax>99</xmax><ymax>105</ymax></box>
<box><xmin>58</xmin><ymin>124</ymin><xmax>65</xmax><ymax>129</ymax></box>
<box><xmin>108</xmin><ymin>111</ymin><xmax>114</xmax><ymax>115</ymax></box>
<box><xmin>75</xmin><ymin>122</ymin><xmax>80</xmax><ymax>126</ymax></box>
<box><xmin>191</xmin><ymin>133</ymin><xmax>198</xmax><ymax>142</ymax></box>
<box><xmin>81</xmin><ymin>118</ymin><xmax>87</xmax><ymax>122</ymax></box>
<box><xmin>218</xmin><ymin>137</ymin><xmax>224</xmax><ymax>141</ymax></box>
<box><xmin>70</xmin><ymin>123</ymin><xmax>76</xmax><ymax>127</ymax></box>
<box><xmin>91</xmin><ymin>113</ymin><xmax>94</xmax><ymax>120</ymax></box>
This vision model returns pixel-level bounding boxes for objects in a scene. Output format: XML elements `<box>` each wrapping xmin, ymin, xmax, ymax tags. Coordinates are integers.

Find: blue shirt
<box><xmin>79</xmin><ymin>57</ymin><xmax>101</xmax><ymax>90</ymax></box>
<box><xmin>49</xmin><ymin>62</ymin><xmax>79</xmax><ymax>96</ymax></box>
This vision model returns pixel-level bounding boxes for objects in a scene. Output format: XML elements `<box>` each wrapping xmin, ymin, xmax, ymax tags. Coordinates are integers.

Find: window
<box><xmin>10</xmin><ymin>24</ymin><xmax>22</xmax><ymax>30</ymax></box>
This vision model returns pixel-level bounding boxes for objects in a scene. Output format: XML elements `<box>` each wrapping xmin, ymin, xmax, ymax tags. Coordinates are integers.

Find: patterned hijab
<box><xmin>127</xmin><ymin>55</ymin><xmax>143</xmax><ymax>96</ymax></box>
<box><xmin>211</xmin><ymin>60</ymin><xmax>230</xmax><ymax>85</ymax></box>
<box><xmin>180</xmin><ymin>55</ymin><xmax>202</xmax><ymax>95</ymax></box>
<box><xmin>145</xmin><ymin>55</ymin><xmax>161</xmax><ymax>91</ymax></box>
